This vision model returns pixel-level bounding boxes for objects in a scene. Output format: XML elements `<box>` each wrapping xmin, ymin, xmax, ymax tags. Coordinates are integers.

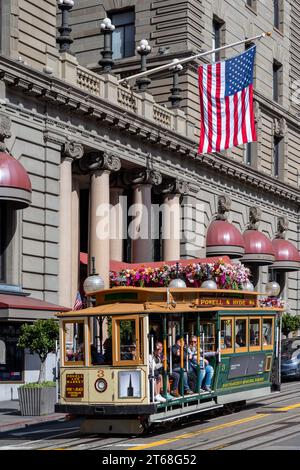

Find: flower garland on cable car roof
<box><xmin>110</xmin><ymin>259</ymin><xmax>251</xmax><ymax>290</ymax></box>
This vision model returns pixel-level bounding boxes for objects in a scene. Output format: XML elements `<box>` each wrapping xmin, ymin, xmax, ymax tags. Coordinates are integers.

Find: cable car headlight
<box><xmin>95</xmin><ymin>378</ymin><xmax>107</xmax><ymax>393</ymax></box>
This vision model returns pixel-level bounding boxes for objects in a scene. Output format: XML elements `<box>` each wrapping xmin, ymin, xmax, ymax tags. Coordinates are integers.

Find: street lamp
<box><xmin>56</xmin><ymin>0</ymin><xmax>75</xmax><ymax>53</ymax></box>
<box><xmin>99</xmin><ymin>17</ymin><xmax>115</xmax><ymax>73</ymax></box>
<box><xmin>136</xmin><ymin>39</ymin><xmax>152</xmax><ymax>92</ymax></box>
<box><xmin>83</xmin><ymin>257</ymin><xmax>105</xmax><ymax>295</ymax></box>
<box><xmin>169</xmin><ymin>59</ymin><xmax>183</xmax><ymax>108</ymax></box>
<box><xmin>265</xmin><ymin>280</ymin><xmax>281</xmax><ymax>297</ymax></box>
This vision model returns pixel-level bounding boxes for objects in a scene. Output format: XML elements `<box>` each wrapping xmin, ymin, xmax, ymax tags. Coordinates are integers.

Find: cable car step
<box><xmin>149</xmin><ymin>402</ymin><xmax>224</xmax><ymax>423</ymax></box>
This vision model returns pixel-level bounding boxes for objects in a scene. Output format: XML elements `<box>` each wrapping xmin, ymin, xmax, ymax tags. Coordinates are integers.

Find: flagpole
<box><xmin>118</xmin><ymin>31</ymin><xmax>272</xmax><ymax>85</ymax></box>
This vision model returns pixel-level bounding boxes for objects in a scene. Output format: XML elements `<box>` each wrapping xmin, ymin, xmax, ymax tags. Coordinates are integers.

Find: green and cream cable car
<box><xmin>55</xmin><ymin>286</ymin><xmax>282</xmax><ymax>434</ymax></box>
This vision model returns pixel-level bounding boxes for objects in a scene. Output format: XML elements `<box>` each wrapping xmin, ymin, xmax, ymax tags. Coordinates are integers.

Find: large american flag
<box><xmin>198</xmin><ymin>46</ymin><xmax>257</xmax><ymax>155</ymax></box>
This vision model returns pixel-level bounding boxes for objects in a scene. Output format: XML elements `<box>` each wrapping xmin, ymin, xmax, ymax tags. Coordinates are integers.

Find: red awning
<box><xmin>80</xmin><ymin>253</ymin><xmax>231</xmax><ymax>270</ymax></box>
<box><xmin>0</xmin><ymin>294</ymin><xmax>69</xmax><ymax>311</ymax></box>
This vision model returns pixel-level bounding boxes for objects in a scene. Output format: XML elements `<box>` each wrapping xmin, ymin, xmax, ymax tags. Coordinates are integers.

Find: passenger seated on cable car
<box><xmin>122</xmin><ymin>344</ymin><xmax>137</xmax><ymax>360</ymax></box>
<box><xmin>91</xmin><ymin>338</ymin><xmax>112</xmax><ymax>364</ymax></box>
<box><xmin>149</xmin><ymin>342</ymin><xmax>179</xmax><ymax>400</ymax></box>
<box><xmin>188</xmin><ymin>336</ymin><xmax>214</xmax><ymax>393</ymax></box>
<box><xmin>235</xmin><ymin>332</ymin><xmax>246</xmax><ymax>348</ymax></box>
<box><xmin>224</xmin><ymin>336</ymin><xmax>232</xmax><ymax>348</ymax></box>
<box><xmin>171</xmin><ymin>336</ymin><xmax>193</xmax><ymax>395</ymax></box>
<box><xmin>74</xmin><ymin>343</ymin><xmax>84</xmax><ymax>361</ymax></box>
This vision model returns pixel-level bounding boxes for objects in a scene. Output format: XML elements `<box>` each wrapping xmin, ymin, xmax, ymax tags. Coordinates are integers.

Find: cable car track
<box><xmin>36</xmin><ymin>384</ymin><xmax>300</xmax><ymax>450</ymax></box>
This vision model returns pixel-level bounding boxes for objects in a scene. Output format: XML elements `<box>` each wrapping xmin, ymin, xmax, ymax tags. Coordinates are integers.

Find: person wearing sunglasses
<box><xmin>188</xmin><ymin>336</ymin><xmax>214</xmax><ymax>393</ymax></box>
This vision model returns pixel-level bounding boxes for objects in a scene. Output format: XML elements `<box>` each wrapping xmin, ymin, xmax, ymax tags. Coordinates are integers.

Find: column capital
<box><xmin>155</xmin><ymin>178</ymin><xmax>189</xmax><ymax>196</ymax></box>
<box><xmin>122</xmin><ymin>169</ymin><xmax>162</xmax><ymax>186</ymax></box>
<box><xmin>79</xmin><ymin>151</ymin><xmax>121</xmax><ymax>174</ymax></box>
<box><xmin>63</xmin><ymin>141</ymin><xmax>84</xmax><ymax>161</ymax></box>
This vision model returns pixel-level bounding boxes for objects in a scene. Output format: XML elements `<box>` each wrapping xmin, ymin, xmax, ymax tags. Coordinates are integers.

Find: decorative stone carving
<box><xmin>155</xmin><ymin>178</ymin><xmax>189</xmax><ymax>195</ymax></box>
<box><xmin>275</xmin><ymin>216</ymin><xmax>289</xmax><ymax>239</ymax></box>
<box><xmin>248</xmin><ymin>206</ymin><xmax>262</xmax><ymax>230</ymax></box>
<box><xmin>122</xmin><ymin>169</ymin><xmax>162</xmax><ymax>186</ymax></box>
<box><xmin>79</xmin><ymin>151</ymin><xmax>121</xmax><ymax>173</ymax></box>
<box><xmin>0</xmin><ymin>112</ymin><xmax>11</xmax><ymax>152</ymax></box>
<box><xmin>64</xmin><ymin>141</ymin><xmax>84</xmax><ymax>161</ymax></box>
<box><xmin>274</xmin><ymin>117</ymin><xmax>287</xmax><ymax>138</ymax></box>
<box><xmin>216</xmin><ymin>195</ymin><xmax>231</xmax><ymax>221</ymax></box>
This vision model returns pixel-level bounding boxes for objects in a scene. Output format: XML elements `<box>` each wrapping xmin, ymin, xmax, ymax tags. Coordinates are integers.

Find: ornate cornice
<box><xmin>63</xmin><ymin>141</ymin><xmax>84</xmax><ymax>160</ymax></box>
<box><xmin>155</xmin><ymin>178</ymin><xmax>189</xmax><ymax>195</ymax></box>
<box><xmin>78</xmin><ymin>151</ymin><xmax>121</xmax><ymax>173</ymax></box>
<box><xmin>197</xmin><ymin>154</ymin><xmax>300</xmax><ymax>204</ymax></box>
<box><xmin>122</xmin><ymin>169</ymin><xmax>162</xmax><ymax>186</ymax></box>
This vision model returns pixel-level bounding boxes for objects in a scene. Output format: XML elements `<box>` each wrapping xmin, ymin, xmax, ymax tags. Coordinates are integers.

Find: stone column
<box><xmin>71</xmin><ymin>175</ymin><xmax>80</xmax><ymax>304</ymax></box>
<box><xmin>79</xmin><ymin>152</ymin><xmax>121</xmax><ymax>288</ymax></box>
<box><xmin>156</xmin><ymin>179</ymin><xmax>189</xmax><ymax>262</ymax></box>
<box><xmin>124</xmin><ymin>170</ymin><xmax>162</xmax><ymax>263</ymax></box>
<box><xmin>59</xmin><ymin>141</ymin><xmax>84</xmax><ymax>308</ymax></box>
<box><xmin>110</xmin><ymin>185</ymin><xmax>125</xmax><ymax>262</ymax></box>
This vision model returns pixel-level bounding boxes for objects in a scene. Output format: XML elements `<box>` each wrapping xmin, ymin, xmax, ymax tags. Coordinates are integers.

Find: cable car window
<box><xmin>63</xmin><ymin>321</ymin><xmax>85</xmax><ymax>365</ymax></box>
<box><xmin>249</xmin><ymin>318</ymin><xmax>261</xmax><ymax>350</ymax></box>
<box><xmin>235</xmin><ymin>318</ymin><xmax>248</xmax><ymax>352</ymax></box>
<box><xmin>90</xmin><ymin>316</ymin><xmax>112</xmax><ymax>365</ymax></box>
<box><xmin>220</xmin><ymin>318</ymin><xmax>233</xmax><ymax>353</ymax></box>
<box><xmin>263</xmin><ymin>317</ymin><xmax>274</xmax><ymax>350</ymax></box>
<box><xmin>200</xmin><ymin>322</ymin><xmax>215</xmax><ymax>351</ymax></box>
<box><xmin>112</xmin><ymin>315</ymin><xmax>141</xmax><ymax>366</ymax></box>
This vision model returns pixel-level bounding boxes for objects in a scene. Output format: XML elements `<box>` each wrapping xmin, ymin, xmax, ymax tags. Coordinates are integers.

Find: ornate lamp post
<box><xmin>99</xmin><ymin>17</ymin><xmax>115</xmax><ymax>73</ymax></box>
<box><xmin>169</xmin><ymin>59</ymin><xmax>183</xmax><ymax>108</ymax></box>
<box><xmin>136</xmin><ymin>39</ymin><xmax>152</xmax><ymax>92</ymax></box>
<box><xmin>83</xmin><ymin>257</ymin><xmax>105</xmax><ymax>295</ymax></box>
<box><xmin>56</xmin><ymin>0</ymin><xmax>74</xmax><ymax>53</ymax></box>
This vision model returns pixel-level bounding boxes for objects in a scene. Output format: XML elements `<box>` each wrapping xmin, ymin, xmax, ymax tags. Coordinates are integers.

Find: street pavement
<box><xmin>0</xmin><ymin>399</ymin><xmax>67</xmax><ymax>433</ymax></box>
<box><xmin>0</xmin><ymin>381</ymin><xmax>299</xmax><ymax>450</ymax></box>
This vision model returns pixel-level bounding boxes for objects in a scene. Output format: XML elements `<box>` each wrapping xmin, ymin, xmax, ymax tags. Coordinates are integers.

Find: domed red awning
<box><xmin>0</xmin><ymin>152</ymin><xmax>31</xmax><ymax>209</ymax></box>
<box><xmin>242</xmin><ymin>230</ymin><xmax>275</xmax><ymax>265</ymax></box>
<box><xmin>206</xmin><ymin>220</ymin><xmax>245</xmax><ymax>258</ymax></box>
<box><xmin>272</xmin><ymin>238</ymin><xmax>300</xmax><ymax>271</ymax></box>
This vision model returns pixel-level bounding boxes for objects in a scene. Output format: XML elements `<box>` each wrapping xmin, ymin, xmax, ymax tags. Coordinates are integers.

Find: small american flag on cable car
<box><xmin>198</xmin><ymin>46</ymin><xmax>257</xmax><ymax>155</ymax></box>
<box><xmin>73</xmin><ymin>291</ymin><xmax>83</xmax><ymax>310</ymax></box>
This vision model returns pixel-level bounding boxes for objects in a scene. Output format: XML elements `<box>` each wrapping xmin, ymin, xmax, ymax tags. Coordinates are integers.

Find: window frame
<box><xmin>234</xmin><ymin>317</ymin><xmax>249</xmax><ymax>353</ymax></box>
<box><xmin>249</xmin><ymin>317</ymin><xmax>262</xmax><ymax>351</ymax></box>
<box><xmin>273</xmin><ymin>60</ymin><xmax>283</xmax><ymax>103</ymax></box>
<box><xmin>110</xmin><ymin>9</ymin><xmax>135</xmax><ymax>60</ymax></box>
<box><xmin>273</xmin><ymin>135</ymin><xmax>283</xmax><ymax>179</ymax></box>
<box><xmin>112</xmin><ymin>315</ymin><xmax>141</xmax><ymax>366</ymax></box>
<box><xmin>262</xmin><ymin>316</ymin><xmax>274</xmax><ymax>351</ymax></box>
<box><xmin>220</xmin><ymin>317</ymin><xmax>234</xmax><ymax>354</ymax></box>
<box><xmin>62</xmin><ymin>319</ymin><xmax>87</xmax><ymax>367</ymax></box>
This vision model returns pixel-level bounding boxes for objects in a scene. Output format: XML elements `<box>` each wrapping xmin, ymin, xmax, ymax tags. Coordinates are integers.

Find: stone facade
<box><xmin>0</xmin><ymin>0</ymin><xmax>299</xmax><ymax>317</ymax></box>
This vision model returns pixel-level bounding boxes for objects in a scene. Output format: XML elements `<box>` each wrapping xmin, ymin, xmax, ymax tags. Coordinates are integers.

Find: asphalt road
<box><xmin>0</xmin><ymin>381</ymin><xmax>299</xmax><ymax>451</ymax></box>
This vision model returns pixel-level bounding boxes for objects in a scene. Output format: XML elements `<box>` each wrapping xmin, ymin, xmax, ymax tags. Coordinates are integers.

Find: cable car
<box><xmin>55</xmin><ymin>286</ymin><xmax>283</xmax><ymax>434</ymax></box>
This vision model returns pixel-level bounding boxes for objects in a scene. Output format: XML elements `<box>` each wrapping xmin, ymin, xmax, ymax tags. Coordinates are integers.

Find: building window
<box><xmin>0</xmin><ymin>204</ymin><xmax>6</xmax><ymax>283</ymax></box>
<box><xmin>244</xmin><ymin>143</ymin><xmax>252</xmax><ymax>166</ymax></box>
<box><xmin>274</xmin><ymin>0</ymin><xmax>282</xmax><ymax>31</ymax></box>
<box><xmin>246</xmin><ymin>0</ymin><xmax>256</xmax><ymax>11</ymax></box>
<box><xmin>273</xmin><ymin>136</ymin><xmax>282</xmax><ymax>178</ymax></box>
<box><xmin>273</xmin><ymin>61</ymin><xmax>282</xmax><ymax>103</ymax></box>
<box><xmin>212</xmin><ymin>17</ymin><xmax>225</xmax><ymax>62</ymax></box>
<box><xmin>0</xmin><ymin>322</ymin><xmax>24</xmax><ymax>382</ymax></box>
<box><xmin>110</xmin><ymin>9</ymin><xmax>135</xmax><ymax>60</ymax></box>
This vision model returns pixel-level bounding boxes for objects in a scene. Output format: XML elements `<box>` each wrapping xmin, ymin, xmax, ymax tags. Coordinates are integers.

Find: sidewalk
<box><xmin>0</xmin><ymin>400</ymin><xmax>67</xmax><ymax>433</ymax></box>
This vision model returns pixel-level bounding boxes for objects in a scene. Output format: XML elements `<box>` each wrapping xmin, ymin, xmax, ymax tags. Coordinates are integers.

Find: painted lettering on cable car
<box><xmin>65</xmin><ymin>373</ymin><xmax>84</xmax><ymax>398</ymax></box>
<box><xmin>198</xmin><ymin>297</ymin><xmax>256</xmax><ymax>307</ymax></box>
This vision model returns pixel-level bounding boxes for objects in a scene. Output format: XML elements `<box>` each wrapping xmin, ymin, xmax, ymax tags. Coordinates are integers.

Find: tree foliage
<box><xmin>282</xmin><ymin>313</ymin><xmax>300</xmax><ymax>338</ymax></box>
<box><xmin>18</xmin><ymin>320</ymin><xmax>59</xmax><ymax>383</ymax></box>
